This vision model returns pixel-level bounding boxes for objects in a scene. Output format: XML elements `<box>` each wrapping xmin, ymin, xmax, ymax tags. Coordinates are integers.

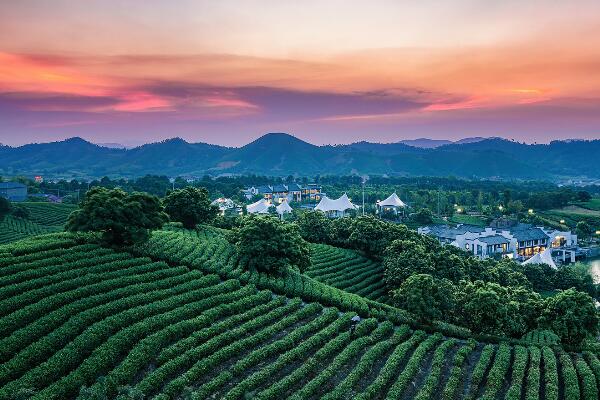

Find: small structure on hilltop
<box><xmin>376</xmin><ymin>192</ymin><xmax>406</xmax><ymax>216</ymax></box>
<box><xmin>314</xmin><ymin>193</ymin><xmax>358</xmax><ymax>218</ymax></box>
<box><xmin>276</xmin><ymin>201</ymin><xmax>293</xmax><ymax>218</ymax></box>
<box><xmin>246</xmin><ymin>198</ymin><xmax>272</xmax><ymax>214</ymax></box>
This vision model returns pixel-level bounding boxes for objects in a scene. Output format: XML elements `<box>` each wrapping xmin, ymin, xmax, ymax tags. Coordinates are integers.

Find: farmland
<box><xmin>0</xmin><ymin>227</ymin><xmax>599</xmax><ymax>399</ymax></box>
<box><xmin>0</xmin><ymin>202</ymin><xmax>75</xmax><ymax>244</ymax></box>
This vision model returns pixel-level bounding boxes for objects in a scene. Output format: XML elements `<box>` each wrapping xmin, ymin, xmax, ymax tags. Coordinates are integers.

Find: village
<box><xmin>204</xmin><ymin>183</ymin><xmax>596</xmax><ymax>270</ymax></box>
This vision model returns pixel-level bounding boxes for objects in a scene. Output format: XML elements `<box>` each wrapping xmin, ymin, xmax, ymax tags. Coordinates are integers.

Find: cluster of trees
<box><xmin>66</xmin><ymin>186</ymin><xmax>218</xmax><ymax>246</ymax></box>
<box><xmin>292</xmin><ymin>212</ymin><xmax>598</xmax><ymax>345</ymax></box>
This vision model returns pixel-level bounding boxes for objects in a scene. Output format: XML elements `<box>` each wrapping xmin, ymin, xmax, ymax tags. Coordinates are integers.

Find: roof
<box><xmin>424</xmin><ymin>224</ymin><xmax>486</xmax><ymax>240</ymax></box>
<box><xmin>378</xmin><ymin>192</ymin><xmax>406</xmax><ymax>208</ymax></box>
<box><xmin>478</xmin><ymin>235</ymin><xmax>510</xmax><ymax>245</ymax></box>
<box><xmin>256</xmin><ymin>185</ymin><xmax>272</xmax><ymax>194</ymax></box>
<box><xmin>522</xmin><ymin>247</ymin><xmax>557</xmax><ymax>269</ymax></box>
<box><xmin>510</xmin><ymin>224</ymin><xmax>549</xmax><ymax>241</ymax></box>
<box><xmin>276</xmin><ymin>201</ymin><xmax>293</xmax><ymax>214</ymax></box>
<box><xmin>0</xmin><ymin>182</ymin><xmax>27</xmax><ymax>189</ymax></box>
<box><xmin>314</xmin><ymin>193</ymin><xmax>357</xmax><ymax>212</ymax></box>
<box><xmin>272</xmin><ymin>184</ymin><xmax>288</xmax><ymax>193</ymax></box>
<box><xmin>247</xmin><ymin>198</ymin><xmax>271</xmax><ymax>214</ymax></box>
<box><xmin>287</xmin><ymin>183</ymin><xmax>302</xmax><ymax>192</ymax></box>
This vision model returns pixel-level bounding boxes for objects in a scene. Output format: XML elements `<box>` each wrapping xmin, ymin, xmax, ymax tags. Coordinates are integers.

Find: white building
<box><xmin>314</xmin><ymin>193</ymin><xmax>358</xmax><ymax>218</ymax></box>
<box><xmin>246</xmin><ymin>198</ymin><xmax>272</xmax><ymax>214</ymax></box>
<box><xmin>376</xmin><ymin>192</ymin><xmax>406</xmax><ymax>216</ymax></box>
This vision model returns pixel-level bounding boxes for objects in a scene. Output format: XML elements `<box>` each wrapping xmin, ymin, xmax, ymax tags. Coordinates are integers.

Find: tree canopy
<box><xmin>0</xmin><ymin>197</ymin><xmax>10</xmax><ymax>221</ymax></box>
<box><xmin>228</xmin><ymin>215</ymin><xmax>310</xmax><ymax>274</ymax></box>
<box><xmin>163</xmin><ymin>187</ymin><xmax>218</xmax><ymax>229</ymax></box>
<box><xmin>66</xmin><ymin>187</ymin><xmax>167</xmax><ymax>246</ymax></box>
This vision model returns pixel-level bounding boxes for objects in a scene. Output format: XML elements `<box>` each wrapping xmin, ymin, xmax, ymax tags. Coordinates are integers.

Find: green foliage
<box><xmin>66</xmin><ymin>187</ymin><xmax>167</xmax><ymax>246</ymax></box>
<box><xmin>295</xmin><ymin>210</ymin><xmax>331</xmax><ymax>243</ymax></box>
<box><xmin>540</xmin><ymin>288</ymin><xmax>599</xmax><ymax>346</ymax></box>
<box><xmin>576</xmin><ymin>220</ymin><xmax>593</xmax><ymax>240</ymax></box>
<box><xmin>163</xmin><ymin>187</ymin><xmax>218</xmax><ymax>229</ymax></box>
<box><xmin>392</xmin><ymin>274</ymin><xmax>454</xmax><ymax>324</ymax></box>
<box><xmin>0</xmin><ymin>196</ymin><xmax>12</xmax><ymax>220</ymax></box>
<box><xmin>413</xmin><ymin>207</ymin><xmax>433</xmax><ymax>224</ymax></box>
<box><xmin>228</xmin><ymin>215</ymin><xmax>310</xmax><ymax>274</ymax></box>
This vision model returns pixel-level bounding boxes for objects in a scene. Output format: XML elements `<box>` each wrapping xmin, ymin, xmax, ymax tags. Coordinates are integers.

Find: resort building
<box><xmin>246</xmin><ymin>198</ymin><xmax>272</xmax><ymax>214</ymax></box>
<box><xmin>418</xmin><ymin>222</ymin><xmax>577</xmax><ymax>263</ymax></box>
<box><xmin>211</xmin><ymin>198</ymin><xmax>242</xmax><ymax>216</ymax></box>
<box><xmin>376</xmin><ymin>193</ymin><xmax>407</xmax><ymax>216</ymax></box>
<box><xmin>314</xmin><ymin>193</ymin><xmax>358</xmax><ymax>218</ymax></box>
<box><xmin>243</xmin><ymin>183</ymin><xmax>324</xmax><ymax>202</ymax></box>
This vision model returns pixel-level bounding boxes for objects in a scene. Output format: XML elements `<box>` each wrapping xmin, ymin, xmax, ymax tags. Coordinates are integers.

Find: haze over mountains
<box><xmin>0</xmin><ymin>133</ymin><xmax>598</xmax><ymax>180</ymax></box>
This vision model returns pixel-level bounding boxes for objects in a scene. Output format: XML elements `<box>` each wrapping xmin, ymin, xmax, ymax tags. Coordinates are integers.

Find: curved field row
<box><xmin>1</xmin><ymin>235</ymin><xmax>599</xmax><ymax>399</ymax></box>
<box><xmin>20</xmin><ymin>202</ymin><xmax>76</xmax><ymax>227</ymax></box>
<box><xmin>0</xmin><ymin>216</ymin><xmax>60</xmax><ymax>244</ymax></box>
<box><xmin>307</xmin><ymin>243</ymin><xmax>388</xmax><ymax>302</ymax></box>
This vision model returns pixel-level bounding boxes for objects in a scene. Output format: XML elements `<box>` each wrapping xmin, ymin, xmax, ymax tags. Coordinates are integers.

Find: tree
<box><xmin>228</xmin><ymin>215</ymin><xmax>310</xmax><ymax>274</ymax></box>
<box><xmin>384</xmin><ymin>240</ymin><xmax>435</xmax><ymax>288</ymax></box>
<box><xmin>392</xmin><ymin>274</ymin><xmax>455</xmax><ymax>324</ymax></box>
<box><xmin>66</xmin><ymin>187</ymin><xmax>167</xmax><ymax>246</ymax></box>
<box><xmin>414</xmin><ymin>208</ymin><xmax>433</xmax><ymax>224</ymax></box>
<box><xmin>163</xmin><ymin>187</ymin><xmax>218</xmax><ymax>229</ymax></box>
<box><xmin>576</xmin><ymin>221</ymin><xmax>593</xmax><ymax>241</ymax></box>
<box><xmin>577</xmin><ymin>191</ymin><xmax>592</xmax><ymax>202</ymax></box>
<box><xmin>540</xmin><ymin>288</ymin><xmax>598</xmax><ymax>346</ymax></box>
<box><xmin>295</xmin><ymin>211</ymin><xmax>331</xmax><ymax>243</ymax></box>
<box><xmin>0</xmin><ymin>196</ymin><xmax>10</xmax><ymax>221</ymax></box>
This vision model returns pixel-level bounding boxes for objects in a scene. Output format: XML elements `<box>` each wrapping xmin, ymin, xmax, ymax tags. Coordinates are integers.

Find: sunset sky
<box><xmin>1</xmin><ymin>0</ymin><xmax>600</xmax><ymax>147</ymax></box>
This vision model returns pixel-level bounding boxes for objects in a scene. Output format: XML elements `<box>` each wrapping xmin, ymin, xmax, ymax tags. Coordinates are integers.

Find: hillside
<box><xmin>1</xmin><ymin>134</ymin><xmax>599</xmax><ymax>179</ymax></box>
<box><xmin>0</xmin><ymin>202</ymin><xmax>76</xmax><ymax>244</ymax></box>
<box><xmin>0</xmin><ymin>229</ymin><xmax>599</xmax><ymax>399</ymax></box>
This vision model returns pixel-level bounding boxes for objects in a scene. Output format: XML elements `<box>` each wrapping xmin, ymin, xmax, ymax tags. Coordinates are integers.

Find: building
<box><xmin>314</xmin><ymin>193</ymin><xmax>358</xmax><ymax>218</ymax></box>
<box><xmin>0</xmin><ymin>182</ymin><xmax>28</xmax><ymax>202</ymax></box>
<box><xmin>276</xmin><ymin>201</ymin><xmax>293</xmax><ymax>218</ymax></box>
<box><xmin>376</xmin><ymin>192</ymin><xmax>407</xmax><ymax>216</ymax></box>
<box><xmin>243</xmin><ymin>183</ymin><xmax>323</xmax><ymax>202</ymax></box>
<box><xmin>211</xmin><ymin>198</ymin><xmax>242</xmax><ymax>216</ymax></box>
<box><xmin>418</xmin><ymin>222</ymin><xmax>577</xmax><ymax>262</ymax></box>
<box><xmin>246</xmin><ymin>198</ymin><xmax>272</xmax><ymax>214</ymax></box>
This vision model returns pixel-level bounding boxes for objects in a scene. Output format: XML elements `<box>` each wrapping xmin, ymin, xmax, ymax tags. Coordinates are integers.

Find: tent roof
<box><xmin>276</xmin><ymin>201</ymin><xmax>293</xmax><ymax>214</ymax></box>
<box><xmin>314</xmin><ymin>193</ymin><xmax>357</xmax><ymax>212</ymax></box>
<box><xmin>247</xmin><ymin>198</ymin><xmax>271</xmax><ymax>214</ymax></box>
<box><xmin>522</xmin><ymin>247</ymin><xmax>557</xmax><ymax>269</ymax></box>
<box><xmin>378</xmin><ymin>192</ymin><xmax>406</xmax><ymax>207</ymax></box>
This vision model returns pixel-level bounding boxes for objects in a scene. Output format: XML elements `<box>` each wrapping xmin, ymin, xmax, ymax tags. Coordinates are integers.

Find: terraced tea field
<box><xmin>1</xmin><ymin>233</ymin><xmax>599</xmax><ymax>399</ymax></box>
<box><xmin>0</xmin><ymin>202</ymin><xmax>76</xmax><ymax>244</ymax></box>
<box><xmin>308</xmin><ymin>244</ymin><xmax>388</xmax><ymax>302</ymax></box>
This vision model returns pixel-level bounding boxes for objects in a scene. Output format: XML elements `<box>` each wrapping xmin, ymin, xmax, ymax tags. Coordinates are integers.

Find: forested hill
<box><xmin>1</xmin><ymin>133</ymin><xmax>599</xmax><ymax>179</ymax></box>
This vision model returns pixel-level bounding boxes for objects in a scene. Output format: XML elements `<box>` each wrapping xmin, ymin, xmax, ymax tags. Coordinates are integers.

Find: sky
<box><xmin>1</xmin><ymin>0</ymin><xmax>600</xmax><ymax>147</ymax></box>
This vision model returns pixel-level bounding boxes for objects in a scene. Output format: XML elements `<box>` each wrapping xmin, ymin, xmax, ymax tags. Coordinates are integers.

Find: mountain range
<box><xmin>1</xmin><ymin>133</ymin><xmax>598</xmax><ymax>180</ymax></box>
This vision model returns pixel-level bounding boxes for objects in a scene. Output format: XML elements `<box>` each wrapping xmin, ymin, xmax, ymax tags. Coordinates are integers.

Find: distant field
<box><xmin>577</xmin><ymin>198</ymin><xmax>600</xmax><ymax>211</ymax></box>
<box><xmin>550</xmin><ymin>205</ymin><xmax>600</xmax><ymax>217</ymax></box>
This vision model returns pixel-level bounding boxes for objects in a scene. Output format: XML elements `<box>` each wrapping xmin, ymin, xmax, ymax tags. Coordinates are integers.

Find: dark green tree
<box><xmin>414</xmin><ymin>208</ymin><xmax>434</xmax><ymax>224</ymax></box>
<box><xmin>384</xmin><ymin>240</ymin><xmax>435</xmax><ymax>288</ymax></box>
<box><xmin>228</xmin><ymin>215</ymin><xmax>310</xmax><ymax>274</ymax></box>
<box><xmin>163</xmin><ymin>187</ymin><xmax>218</xmax><ymax>229</ymax></box>
<box><xmin>66</xmin><ymin>187</ymin><xmax>167</xmax><ymax>246</ymax></box>
<box><xmin>295</xmin><ymin>211</ymin><xmax>331</xmax><ymax>243</ymax></box>
<box><xmin>540</xmin><ymin>288</ymin><xmax>598</xmax><ymax>346</ymax></box>
<box><xmin>391</xmin><ymin>274</ymin><xmax>455</xmax><ymax>324</ymax></box>
<box><xmin>0</xmin><ymin>196</ymin><xmax>10</xmax><ymax>221</ymax></box>
<box><xmin>576</xmin><ymin>221</ymin><xmax>593</xmax><ymax>241</ymax></box>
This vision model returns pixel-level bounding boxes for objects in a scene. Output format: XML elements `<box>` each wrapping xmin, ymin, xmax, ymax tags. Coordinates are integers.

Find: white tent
<box><xmin>377</xmin><ymin>193</ymin><xmax>406</xmax><ymax>208</ymax></box>
<box><xmin>276</xmin><ymin>201</ymin><xmax>293</xmax><ymax>215</ymax></box>
<box><xmin>522</xmin><ymin>247</ymin><xmax>557</xmax><ymax>269</ymax></box>
<box><xmin>314</xmin><ymin>193</ymin><xmax>357</xmax><ymax>216</ymax></box>
<box><xmin>247</xmin><ymin>198</ymin><xmax>271</xmax><ymax>214</ymax></box>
